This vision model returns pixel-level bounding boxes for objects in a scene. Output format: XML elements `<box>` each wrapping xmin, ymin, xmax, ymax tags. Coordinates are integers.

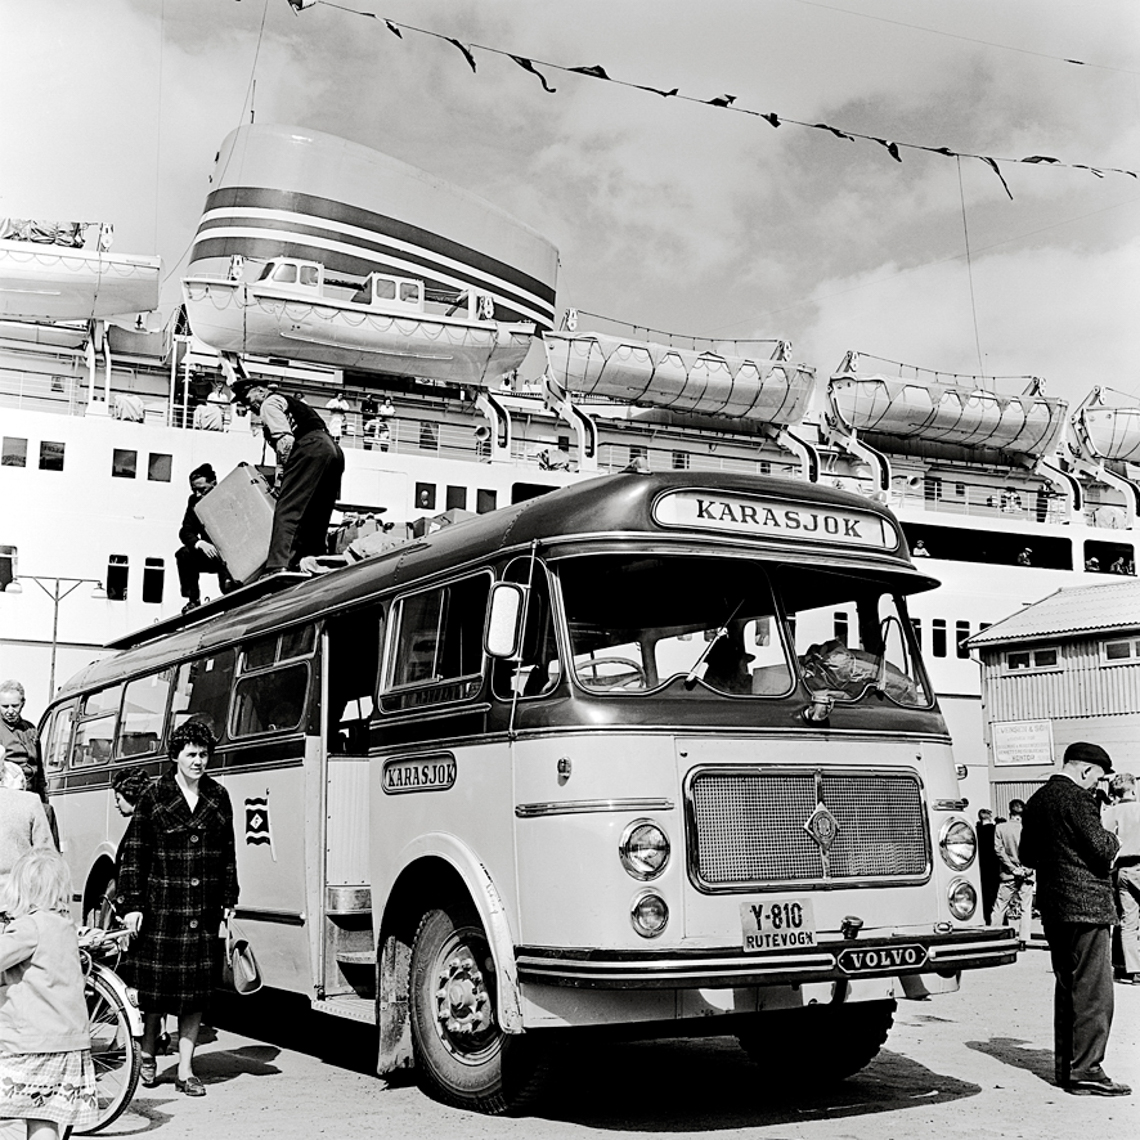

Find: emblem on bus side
<box><xmin>382</xmin><ymin>753</ymin><xmax>457</xmax><ymax>794</ymax></box>
<box><xmin>803</xmin><ymin>803</ymin><xmax>840</xmax><ymax>852</ymax></box>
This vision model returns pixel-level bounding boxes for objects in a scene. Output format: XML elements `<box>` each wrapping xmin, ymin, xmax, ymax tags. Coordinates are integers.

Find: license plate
<box><xmin>740</xmin><ymin>898</ymin><xmax>817</xmax><ymax>952</ymax></box>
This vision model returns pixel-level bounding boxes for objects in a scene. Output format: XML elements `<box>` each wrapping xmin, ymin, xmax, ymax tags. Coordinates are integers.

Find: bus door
<box><xmin>322</xmin><ymin>604</ymin><xmax>384</xmax><ymax>1001</ymax></box>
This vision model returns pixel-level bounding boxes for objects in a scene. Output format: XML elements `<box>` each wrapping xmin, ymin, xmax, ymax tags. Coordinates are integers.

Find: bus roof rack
<box><xmin>106</xmin><ymin>571</ymin><xmax>310</xmax><ymax>651</ymax></box>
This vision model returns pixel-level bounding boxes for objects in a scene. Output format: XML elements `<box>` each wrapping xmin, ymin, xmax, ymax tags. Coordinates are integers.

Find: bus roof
<box><xmin>56</xmin><ymin>470</ymin><xmax>936</xmax><ymax>702</ymax></box>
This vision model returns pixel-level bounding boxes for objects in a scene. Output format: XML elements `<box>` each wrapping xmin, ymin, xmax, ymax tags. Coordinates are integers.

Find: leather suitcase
<box><xmin>194</xmin><ymin>462</ymin><xmax>275</xmax><ymax>584</ymax></box>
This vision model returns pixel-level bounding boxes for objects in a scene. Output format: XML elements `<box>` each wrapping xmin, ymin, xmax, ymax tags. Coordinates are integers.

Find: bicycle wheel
<box><xmin>77</xmin><ymin>970</ymin><xmax>140</xmax><ymax>1134</ymax></box>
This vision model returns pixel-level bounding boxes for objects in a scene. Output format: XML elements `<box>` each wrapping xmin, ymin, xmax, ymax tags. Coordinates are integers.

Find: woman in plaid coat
<box><xmin>118</xmin><ymin>722</ymin><xmax>239</xmax><ymax>1097</ymax></box>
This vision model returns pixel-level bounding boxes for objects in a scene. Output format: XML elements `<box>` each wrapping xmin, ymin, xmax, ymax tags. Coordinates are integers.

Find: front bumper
<box><xmin>515</xmin><ymin>926</ymin><xmax>1018</xmax><ymax>989</ymax></box>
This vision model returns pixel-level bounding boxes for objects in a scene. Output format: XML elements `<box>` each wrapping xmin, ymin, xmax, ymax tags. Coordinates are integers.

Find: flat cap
<box><xmin>1063</xmin><ymin>741</ymin><xmax>1114</xmax><ymax>773</ymax></box>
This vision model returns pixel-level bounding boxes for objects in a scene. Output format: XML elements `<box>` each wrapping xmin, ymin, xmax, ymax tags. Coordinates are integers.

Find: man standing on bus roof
<box><xmin>230</xmin><ymin>377</ymin><xmax>345</xmax><ymax>574</ymax></box>
<box><xmin>1020</xmin><ymin>742</ymin><xmax>1130</xmax><ymax>1097</ymax></box>
<box><xmin>176</xmin><ymin>464</ymin><xmax>235</xmax><ymax>613</ymax></box>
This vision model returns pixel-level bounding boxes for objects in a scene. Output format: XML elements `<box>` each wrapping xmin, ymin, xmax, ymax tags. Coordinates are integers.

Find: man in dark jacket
<box><xmin>175</xmin><ymin>464</ymin><xmax>234</xmax><ymax>612</ymax></box>
<box><xmin>231</xmin><ymin>378</ymin><xmax>344</xmax><ymax>574</ymax></box>
<box><xmin>1021</xmin><ymin>741</ymin><xmax>1130</xmax><ymax>1096</ymax></box>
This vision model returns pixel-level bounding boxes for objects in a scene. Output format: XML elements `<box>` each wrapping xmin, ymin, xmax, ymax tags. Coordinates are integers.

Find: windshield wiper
<box><xmin>683</xmin><ymin>599</ymin><xmax>744</xmax><ymax>690</ymax></box>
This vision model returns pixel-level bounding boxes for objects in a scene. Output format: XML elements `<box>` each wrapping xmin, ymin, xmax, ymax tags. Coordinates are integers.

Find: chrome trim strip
<box><xmin>516</xmin><ymin>797</ymin><xmax>675</xmax><ymax>819</ymax></box>
<box><xmin>933</xmin><ymin>798</ymin><xmax>969</xmax><ymax>812</ymax></box>
<box><xmin>234</xmin><ymin>906</ymin><xmax>306</xmax><ymax>926</ymax></box>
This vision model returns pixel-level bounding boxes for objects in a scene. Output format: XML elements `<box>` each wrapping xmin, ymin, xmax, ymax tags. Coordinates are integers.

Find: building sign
<box><xmin>652</xmin><ymin>490</ymin><xmax>898</xmax><ymax>550</ymax></box>
<box><xmin>991</xmin><ymin>719</ymin><xmax>1055</xmax><ymax>767</ymax></box>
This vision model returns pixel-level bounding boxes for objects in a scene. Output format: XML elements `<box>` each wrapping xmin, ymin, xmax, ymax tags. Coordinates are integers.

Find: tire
<box><xmin>737</xmin><ymin>999</ymin><xmax>895</xmax><ymax>1086</ymax></box>
<box><xmin>409</xmin><ymin>903</ymin><xmax>545</xmax><ymax>1114</ymax></box>
<box><xmin>77</xmin><ymin>970</ymin><xmax>141</xmax><ymax>1134</ymax></box>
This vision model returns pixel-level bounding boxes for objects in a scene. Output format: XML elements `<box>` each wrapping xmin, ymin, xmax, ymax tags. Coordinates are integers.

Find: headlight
<box><xmin>630</xmin><ymin>891</ymin><xmax>669</xmax><ymax>938</ymax></box>
<box><xmin>619</xmin><ymin>819</ymin><xmax>670</xmax><ymax>880</ymax></box>
<box><xmin>948</xmin><ymin>878</ymin><xmax>977</xmax><ymax>920</ymax></box>
<box><xmin>939</xmin><ymin>818</ymin><xmax>977</xmax><ymax>870</ymax></box>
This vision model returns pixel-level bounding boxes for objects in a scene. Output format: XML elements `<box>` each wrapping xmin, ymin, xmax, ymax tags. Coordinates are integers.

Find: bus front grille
<box><xmin>686</xmin><ymin>769</ymin><xmax>930</xmax><ymax>891</ymax></box>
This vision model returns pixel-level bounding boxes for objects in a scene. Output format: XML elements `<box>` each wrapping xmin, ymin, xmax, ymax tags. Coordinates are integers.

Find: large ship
<box><xmin>3</xmin><ymin>125</ymin><xmax>1137</xmax><ymax>810</ymax></box>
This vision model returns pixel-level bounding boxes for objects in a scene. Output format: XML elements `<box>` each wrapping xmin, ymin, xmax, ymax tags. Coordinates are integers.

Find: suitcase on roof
<box><xmin>194</xmin><ymin>462</ymin><xmax>275</xmax><ymax>584</ymax></box>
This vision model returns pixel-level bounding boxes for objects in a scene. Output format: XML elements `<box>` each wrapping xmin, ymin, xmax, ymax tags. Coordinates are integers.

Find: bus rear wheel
<box><xmin>409</xmin><ymin>903</ymin><xmax>544</xmax><ymax>1114</ymax></box>
<box><xmin>737</xmin><ymin>999</ymin><xmax>895</xmax><ymax>1086</ymax></box>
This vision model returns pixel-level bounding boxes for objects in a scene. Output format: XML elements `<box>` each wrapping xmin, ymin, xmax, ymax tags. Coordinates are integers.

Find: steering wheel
<box><xmin>577</xmin><ymin>656</ymin><xmax>647</xmax><ymax>687</ymax></box>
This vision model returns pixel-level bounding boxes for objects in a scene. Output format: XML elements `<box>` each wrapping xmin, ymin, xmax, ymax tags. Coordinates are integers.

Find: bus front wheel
<box><xmin>409</xmin><ymin>903</ymin><xmax>544</xmax><ymax>1114</ymax></box>
<box><xmin>737</xmin><ymin>999</ymin><xmax>895</xmax><ymax>1085</ymax></box>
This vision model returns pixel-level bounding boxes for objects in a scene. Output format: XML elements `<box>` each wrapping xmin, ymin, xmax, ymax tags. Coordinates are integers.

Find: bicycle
<box><xmin>75</xmin><ymin>926</ymin><xmax>144</xmax><ymax>1134</ymax></box>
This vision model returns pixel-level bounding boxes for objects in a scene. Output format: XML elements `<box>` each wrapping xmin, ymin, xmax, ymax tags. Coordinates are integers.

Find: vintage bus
<box><xmin>41</xmin><ymin>470</ymin><xmax>1017</xmax><ymax>1113</ymax></box>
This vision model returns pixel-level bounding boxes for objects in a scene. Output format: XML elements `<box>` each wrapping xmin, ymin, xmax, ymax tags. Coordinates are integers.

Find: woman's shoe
<box><xmin>139</xmin><ymin>1054</ymin><xmax>158</xmax><ymax>1088</ymax></box>
<box><xmin>175</xmin><ymin>1075</ymin><xmax>206</xmax><ymax>1097</ymax></box>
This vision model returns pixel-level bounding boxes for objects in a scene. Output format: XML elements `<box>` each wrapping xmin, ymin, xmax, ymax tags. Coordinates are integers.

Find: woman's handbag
<box><xmin>222</xmin><ymin>919</ymin><xmax>262</xmax><ymax>995</ymax></box>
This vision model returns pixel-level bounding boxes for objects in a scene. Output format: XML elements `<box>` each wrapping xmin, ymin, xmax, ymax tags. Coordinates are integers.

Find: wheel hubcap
<box><xmin>435</xmin><ymin>944</ymin><xmax>494</xmax><ymax>1044</ymax></box>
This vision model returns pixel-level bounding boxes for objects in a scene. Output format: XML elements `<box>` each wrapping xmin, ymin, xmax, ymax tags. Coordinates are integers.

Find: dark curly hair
<box><xmin>168</xmin><ymin>720</ymin><xmax>217</xmax><ymax>761</ymax></box>
<box><xmin>110</xmin><ymin>769</ymin><xmax>153</xmax><ymax>806</ymax></box>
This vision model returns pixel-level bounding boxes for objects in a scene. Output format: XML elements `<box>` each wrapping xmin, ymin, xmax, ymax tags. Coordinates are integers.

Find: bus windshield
<box><xmin>558</xmin><ymin>554</ymin><xmax>930</xmax><ymax>706</ymax></box>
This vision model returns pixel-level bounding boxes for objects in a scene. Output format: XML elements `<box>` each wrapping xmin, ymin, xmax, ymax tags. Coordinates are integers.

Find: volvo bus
<box><xmin>41</xmin><ymin>470</ymin><xmax>1017</xmax><ymax>1113</ymax></box>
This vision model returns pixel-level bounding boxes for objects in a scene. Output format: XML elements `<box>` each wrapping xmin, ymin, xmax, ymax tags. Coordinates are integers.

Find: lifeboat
<box><xmin>1073</xmin><ymin>389</ymin><xmax>1140</xmax><ymax>463</ymax></box>
<box><xmin>182</xmin><ymin>257</ymin><xmax>535</xmax><ymax>384</ymax></box>
<box><xmin>542</xmin><ymin>331</ymin><xmax>815</xmax><ymax>424</ymax></box>
<box><xmin>0</xmin><ymin>219</ymin><xmax>160</xmax><ymax>321</ymax></box>
<box><xmin>828</xmin><ymin>352</ymin><xmax>1067</xmax><ymax>458</ymax></box>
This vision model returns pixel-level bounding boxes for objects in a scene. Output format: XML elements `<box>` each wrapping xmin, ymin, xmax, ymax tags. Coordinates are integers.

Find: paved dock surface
<box><xmin>47</xmin><ymin>946</ymin><xmax>1140</xmax><ymax>1139</ymax></box>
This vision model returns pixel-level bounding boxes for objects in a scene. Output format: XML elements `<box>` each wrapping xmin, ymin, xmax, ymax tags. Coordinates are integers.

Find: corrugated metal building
<box><xmin>967</xmin><ymin>578</ymin><xmax>1140</xmax><ymax>814</ymax></box>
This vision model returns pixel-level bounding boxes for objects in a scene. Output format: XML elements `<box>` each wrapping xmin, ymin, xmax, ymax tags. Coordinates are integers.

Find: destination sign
<box><xmin>382</xmin><ymin>754</ymin><xmax>457</xmax><ymax>795</ymax></box>
<box><xmin>653</xmin><ymin>490</ymin><xmax>898</xmax><ymax>550</ymax></box>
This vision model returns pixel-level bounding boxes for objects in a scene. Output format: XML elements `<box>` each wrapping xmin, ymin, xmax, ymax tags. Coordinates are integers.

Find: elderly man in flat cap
<box><xmin>1021</xmin><ymin>742</ymin><xmax>1130</xmax><ymax>1097</ymax></box>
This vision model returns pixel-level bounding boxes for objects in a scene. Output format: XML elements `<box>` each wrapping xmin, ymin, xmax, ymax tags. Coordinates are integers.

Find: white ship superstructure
<box><xmin>2</xmin><ymin>127</ymin><xmax>1137</xmax><ymax>814</ymax></box>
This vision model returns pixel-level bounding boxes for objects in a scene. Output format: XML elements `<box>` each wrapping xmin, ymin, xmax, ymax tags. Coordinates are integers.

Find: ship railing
<box><xmin>887</xmin><ymin>481</ymin><xmax>1072</xmax><ymax>527</ymax></box>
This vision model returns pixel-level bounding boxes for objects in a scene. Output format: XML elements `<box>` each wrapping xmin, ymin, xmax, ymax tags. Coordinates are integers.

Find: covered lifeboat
<box><xmin>0</xmin><ymin>218</ymin><xmax>160</xmax><ymax>321</ymax></box>
<box><xmin>542</xmin><ymin>330</ymin><xmax>815</xmax><ymax>424</ymax></box>
<box><xmin>183</xmin><ymin>257</ymin><xmax>535</xmax><ymax>385</ymax></box>
<box><xmin>827</xmin><ymin>351</ymin><xmax>1068</xmax><ymax>458</ymax></box>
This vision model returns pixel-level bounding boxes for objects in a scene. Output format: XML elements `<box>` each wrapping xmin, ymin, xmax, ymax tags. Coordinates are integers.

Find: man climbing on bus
<box><xmin>176</xmin><ymin>464</ymin><xmax>236</xmax><ymax>612</ymax></box>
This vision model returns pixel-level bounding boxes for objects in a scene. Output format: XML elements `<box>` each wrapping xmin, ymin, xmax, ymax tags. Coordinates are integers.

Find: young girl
<box><xmin>0</xmin><ymin>849</ymin><xmax>99</xmax><ymax>1139</ymax></box>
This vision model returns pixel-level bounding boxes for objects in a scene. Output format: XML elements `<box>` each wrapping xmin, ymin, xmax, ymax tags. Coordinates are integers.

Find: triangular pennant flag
<box><xmin>634</xmin><ymin>84</ymin><xmax>679</xmax><ymax>97</ymax></box>
<box><xmin>510</xmin><ymin>55</ymin><xmax>556</xmax><ymax>93</ymax></box>
<box><xmin>760</xmin><ymin>112</ymin><xmax>780</xmax><ymax>129</ymax></box>
<box><xmin>707</xmin><ymin>93</ymin><xmax>737</xmax><ymax>107</ymax></box>
<box><xmin>928</xmin><ymin>146</ymin><xmax>956</xmax><ymax>156</ymax></box>
<box><xmin>1063</xmin><ymin>58</ymin><xmax>1086</xmax><ymax>66</ymax></box>
<box><xmin>873</xmin><ymin>138</ymin><xmax>902</xmax><ymax>162</ymax></box>
<box><xmin>446</xmin><ymin>37</ymin><xmax>477</xmax><ymax>73</ymax></box>
<box><xmin>1021</xmin><ymin>155</ymin><xmax>1060</xmax><ymax>165</ymax></box>
<box><xmin>813</xmin><ymin>123</ymin><xmax>852</xmax><ymax>140</ymax></box>
<box><xmin>979</xmin><ymin>156</ymin><xmax>1013</xmax><ymax>200</ymax></box>
<box><xmin>384</xmin><ymin>20</ymin><xmax>403</xmax><ymax>38</ymax></box>
<box><xmin>569</xmin><ymin>64</ymin><xmax>611</xmax><ymax>80</ymax></box>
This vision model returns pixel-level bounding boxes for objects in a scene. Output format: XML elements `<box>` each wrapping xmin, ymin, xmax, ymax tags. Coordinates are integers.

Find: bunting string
<box><xmin>296</xmin><ymin>1</ymin><xmax>1138</xmax><ymax>198</ymax></box>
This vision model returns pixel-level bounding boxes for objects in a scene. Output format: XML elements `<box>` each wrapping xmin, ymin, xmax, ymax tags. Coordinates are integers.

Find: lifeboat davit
<box><xmin>183</xmin><ymin>257</ymin><xmax>535</xmax><ymax>385</ymax></box>
<box><xmin>0</xmin><ymin>218</ymin><xmax>160</xmax><ymax>321</ymax></box>
<box><xmin>828</xmin><ymin>352</ymin><xmax>1067</xmax><ymax>458</ymax></box>
<box><xmin>1073</xmin><ymin>389</ymin><xmax>1140</xmax><ymax>463</ymax></box>
<box><xmin>542</xmin><ymin>331</ymin><xmax>815</xmax><ymax>424</ymax></box>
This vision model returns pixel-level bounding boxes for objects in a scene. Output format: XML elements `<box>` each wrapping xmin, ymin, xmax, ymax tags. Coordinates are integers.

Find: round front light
<box><xmin>948</xmin><ymin>878</ymin><xmax>977</xmax><ymax>920</ymax></box>
<box><xmin>939</xmin><ymin>818</ymin><xmax>977</xmax><ymax>871</ymax></box>
<box><xmin>630</xmin><ymin>892</ymin><xmax>669</xmax><ymax>938</ymax></box>
<box><xmin>619</xmin><ymin>819</ymin><xmax>670</xmax><ymax>880</ymax></box>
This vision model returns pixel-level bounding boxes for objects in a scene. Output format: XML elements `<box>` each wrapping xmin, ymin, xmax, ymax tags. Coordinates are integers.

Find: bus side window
<box><xmin>170</xmin><ymin>649</ymin><xmax>237</xmax><ymax>741</ymax></box>
<box><xmin>116</xmin><ymin>669</ymin><xmax>173</xmax><ymax>759</ymax></box>
<box><xmin>71</xmin><ymin>686</ymin><xmax>123</xmax><ymax>769</ymax></box>
<box><xmin>492</xmin><ymin>558</ymin><xmax>561</xmax><ymax>699</ymax></box>
<box><xmin>230</xmin><ymin>626</ymin><xmax>315</xmax><ymax>738</ymax></box>
<box><xmin>382</xmin><ymin>574</ymin><xmax>491</xmax><ymax>710</ymax></box>
<box><xmin>41</xmin><ymin>702</ymin><xmax>77</xmax><ymax>777</ymax></box>
<box><xmin>327</xmin><ymin>605</ymin><xmax>384</xmax><ymax>753</ymax></box>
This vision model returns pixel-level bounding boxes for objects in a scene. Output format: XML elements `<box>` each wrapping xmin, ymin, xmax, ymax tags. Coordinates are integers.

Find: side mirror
<box><xmin>485</xmin><ymin>582</ymin><xmax>526</xmax><ymax>659</ymax></box>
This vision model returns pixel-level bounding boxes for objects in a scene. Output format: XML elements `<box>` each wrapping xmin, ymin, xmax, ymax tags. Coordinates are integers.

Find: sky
<box><xmin>2</xmin><ymin>0</ymin><xmax>1138</xmax><ymax>410</ymax></box>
